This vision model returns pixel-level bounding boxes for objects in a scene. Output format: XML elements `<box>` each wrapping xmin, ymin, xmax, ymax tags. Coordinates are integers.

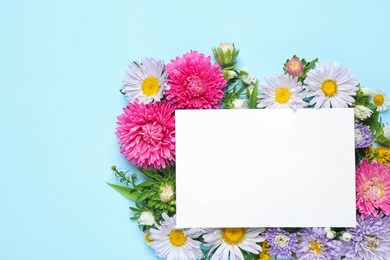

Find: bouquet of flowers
<box><xmin>108</xmin><ymin>42</ymin><xmax>390</xmax><ymax>260</ymax></box>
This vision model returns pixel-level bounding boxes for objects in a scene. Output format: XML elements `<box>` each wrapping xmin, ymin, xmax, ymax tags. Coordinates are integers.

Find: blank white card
<box><xmin>175</xmin><ymin>108</ymin><xmax>356</xmax><ymax>228</ymax></box>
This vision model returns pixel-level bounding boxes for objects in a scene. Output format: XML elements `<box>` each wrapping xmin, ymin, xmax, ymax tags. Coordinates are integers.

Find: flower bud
<box><xmin>360</xmin><ymin>87</ymin><xmax>372</xmax><ymax>96</ymax></box>
<box><xmin>232</xmin><ymin>99</ymin><xmax>248</xmax><ymax>109</ymax></box>
<box><xmin>212</xmin><ymin>42</ymin><xmax>239</xmax><ymax>68</ymax></box>
<box><xmin>225</xmin><ymin>70</ymin><xmax>237</xmax><ymax>81</ymax></box>
<box><xmin>138</xmin><ymin>211</ymin><xmax>155</xmax><ymax>226</ymax></box>
<box><xmin>240</xmin><ymin>68</ymin><xmax>249</xmax><ymax>75</ymax></box>
<box><xmin>326</xmin><ymin>230</ymin><xmax>336</xmax><ymax>239</ymax></box>
<box><xmin>384</xmin><ymin>124</ymin><xmax>390</xmax><ymax>139</ymax></box>
<box><xmin>341</xmin><ymin>231</ymin><xmax>352</xmax><ymax>242</ymax></box>
<box><xmin>160</xmin><ymin>185</ymin><xmax>174</xmax><ymax>203</ymax></box>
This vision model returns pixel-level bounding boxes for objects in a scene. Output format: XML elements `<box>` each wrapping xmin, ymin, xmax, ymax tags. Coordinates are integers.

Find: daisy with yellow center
<box><xmin>304</xmin><ymin>61</ymin><xmax>358</xmax><ymax>108</ymax></box>
<box><xmin>203</xmin><ymin>227</ymin><xmax>265</xmax><ymax>260</ymax></box>
<box><xmin>122</xmin><ymin>57</ymin><xmax>169</xmax><ymax>103</ymax></box>
<box><xmin>257</xmin><ymin>74</ymin><xmax>307</xmax><ymax>109</ymax></box>
<box><xmin>369</xmin><ymin>89</ymin><xmax>390</xmax><ymax>112</ymax></box>
<box><xmin>149</xmin><ymin>213</ymin><xmax>202</xmax><ymax>260</ymax></box>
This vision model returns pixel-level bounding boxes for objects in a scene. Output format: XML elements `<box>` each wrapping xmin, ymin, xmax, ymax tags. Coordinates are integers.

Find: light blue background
<box><xmin>1</xmin><ymin>0</ymin><xmax>390</xmax><ymax>259</ymax></box>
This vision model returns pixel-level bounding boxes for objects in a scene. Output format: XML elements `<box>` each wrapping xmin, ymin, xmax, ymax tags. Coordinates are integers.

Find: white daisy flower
<box><xmin>149</xmin><ymin>213</ymin><xmax>202</xmax><ymax>260</ymax></box>
<box><xmin>122</xmin><ymin>57</ymin><xmax>169</xmax><ymax>103</ymax></box>
<box><xmin>138</xmin><ymin>211</ymin><xmax>155</xmax><ymax>226</ymax></box>
<box><xmin>203</xmin><ymin>228</ymin><xmax>265</xmax><ymax>260</ymax></box>
<box><xmin>257</xmin><ymin>73</ymin><xmax>307</xmax><ymax>109</ymax></box>
<box><xmin>369</xmin><ymin>89</ymin><xmax>390</xmax><ymax>112</ymax></box>
<box><xmin>304</xmin><ymin>62</ymin><xmax>359</xmax><ymax>108</ymax></box>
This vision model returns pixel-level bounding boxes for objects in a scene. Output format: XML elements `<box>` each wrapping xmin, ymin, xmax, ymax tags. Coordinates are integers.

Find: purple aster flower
<box><xmin>296</xmin><ymin>227</ymin><xmax>342</xmax><ymax>260</ymax></box>
<box><xmin>344</xmin><ymin>213</ymin><xmax>390</xmax><ymax>260</ymax></box>
<box><xmin>355</xmin><ymin>123</ymin><xmax>372</xmax><ymax>148</ymax></box>
<box><xmin>265</xmin><ymin>228</ymin><xmax>297</xmax><ymax>259</ymax></box>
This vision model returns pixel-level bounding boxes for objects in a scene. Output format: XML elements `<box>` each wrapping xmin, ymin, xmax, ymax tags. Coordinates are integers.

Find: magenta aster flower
<box><xmin>296</xmin><ymin>227</ymin><xmax>342</xmax><ymax>260</ymax></box>
<box><xmin>165</xmin><ymin>50</ymin><xmax>226</xmax><ymax>109</ymax></box>
<box><xmin>115</xmin><ymin>101</ymin><xmax>175</xmax><ymax>169</ymax></box>
<box><xmin>356</xmin><ymin>159</ymin><xmax>390</xmax><ymax>218</ymax></box>
<box><xmin>344</xmin><ymin>213</ymin><xmax>390</xmax><ymax>260</ymax></box>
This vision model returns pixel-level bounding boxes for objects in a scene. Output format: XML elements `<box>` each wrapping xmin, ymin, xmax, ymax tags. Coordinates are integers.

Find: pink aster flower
<box><xmin>115</xmin><ymin>101</ymin><xmax>175</xmax><ymax>169</ymax></box>
<box><xmin>165</xmin><ymin>50</ymin><xmax>226</xmax><ymax>109</ymax></box>
<box><xmin>356</xmin><ymin>159</ymin><xmax>390</xmax><ymax>218</ymax></box>
<box><xmin>286</xmin><ymin>57</ymin><xmax>303</xmax><ymax>77</ymax></box>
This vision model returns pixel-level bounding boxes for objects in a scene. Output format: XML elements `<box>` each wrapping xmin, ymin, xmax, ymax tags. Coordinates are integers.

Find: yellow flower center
<box><xmin>142</xmin><ymin>76</ymin><xmax>160</xmax><ymax>96</ymax></box>
<box><xmin>221</xmin><ymin>228</ymin><xmax>245</xmax><ymax>245</ymax></box>
<box><xmin>145</xmin><ymin>233</ymin><xmax>152</xmax><ymax>244</ymax></box>
<box><xmin>321</xmin><ymin>80</ymin><xmax>338</xmax><ymax>97</ymax></box>
<box><xmin>309</xmin><ymin>240</ymin><xmax>322</xmax><ymax>255</ymax></box>
<box><xmin>275</xmin><ymin>88</ymin><xmax>291</xmax><ymax>104</ymax></box>
<box><xmin>373</xmin><ymin>94</ymin><xmax>385</xmax><ymax>106</ymax></box>
<box><xmin>362</xmin><ymin>177</ymin><xmax>385</xmax><ymax>200</ymax></box>
<box><xmin>169</xmin><ymin>230</ymin><xmax>186</xmax><ymax>246</ymax></box>
<box><xmin>365</xmin><ymin>235</ymin><xmax>379</xmax><ymax>249</ymax></box>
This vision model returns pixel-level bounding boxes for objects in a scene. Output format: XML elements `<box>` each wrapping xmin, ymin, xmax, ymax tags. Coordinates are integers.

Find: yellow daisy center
<box><xmin>321</xmin><ymin>79</ymin><xmax>338</xmax><ymax>97</ymax></box>
<box><xmin>309</xmin><ymin>240</ymin><xmax>322</xmax><ymax>255</ymax></box>
<box><xmin>373</xmin><ymin>94</ymin><xmax>385</xmax><ymax>106</ymax></box>
<box><xmin>142</xmin><ymin>76</ymin><xmax>160</xmax><ymax>96</ymax></box>
<box><xmin>221</xmin><ymin>228</ymin><xmax>245</xmax><ymax>245</ymax></box>
<box><xmin>145</xmin><ymin>233</ymin><xmax>152</xmax><ymax>244</ymax></box>
<box><xmin>169</xmin><ymin>230</ymin><xmax>186</xmax><ymax>246</ymax></box>
<box><xmin>365</xmin><ymin>235</ymin><xmax>379</xmax><ymax>249</ymax></box>
<box><xmin>362</xmin><ymin>178</ymin><xmax>385</xmax><ymax>200</ymax></box>
<box><xmin>275</xmin><ymin>88</ymin><xmax>291</xmax><ymax>104</ymax></box>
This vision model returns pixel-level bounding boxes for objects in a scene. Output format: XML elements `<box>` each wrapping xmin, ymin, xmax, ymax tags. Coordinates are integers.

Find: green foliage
<box><xmin>107</xmin><ymin>165</ymin><xmax>176</xmax><ymax>225</ymax></box>
<box><xmin>248</xmin><ymin>81</ymin><xmax>259</xmax><ymax>109</ymax></box>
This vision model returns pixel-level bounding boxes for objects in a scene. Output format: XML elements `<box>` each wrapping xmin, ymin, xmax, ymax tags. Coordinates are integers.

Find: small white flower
<box><xmin>341</xmin><ymin>231</ymin><xmax>352</xmax><ymax>242</ymax></box>
<box><xmin>323</xmin><ymin>227</ymin><xmax>332</xmax><ymax>233</ymax></box>
<box><xmin>226</xmin><ymin>70</ymin><xmax>237</xmax><ymax>80</ymax></box>
<box><xmin>354</xmin><ymin>105</ymin><xmax>373</xmax><ymax>121</ymax></box>
<box><xmin>138</xmin><ymin>211</ymin><xmax>155</xmax><ymax>226</ymax></box>
<box><xmin>240</xmin><ymin>68</ymin><xmax>249</xmax><ymax>75</ymax></box>
<box><xmin>232</xmin><ymin>99</ymin><xmax>248</xmax><ymax>109</ymax></box>
<box><xmin>361</xmin><ymin>87</ymin><xmax>372</xmax><ymax>96</ymax></box>
<box><xmin>219</xmin><ymin>42</ymin><xmax>234</xmax><ymax>53</ymax></box>
<box><xmin>326</xmin><ymin>230</ymin><xmax>336</xmax><ymax>239</ymax></box>
<box><xmin>384</xmin><ymin>124</ymin><xmax>390</xmax><ymax>139</ymax></box>
<box><xmin>242</xmin><ymin>75</ymin><xmax>251</xmax><ymax>84</ymax></box>
<box><xmin>159</xmin><ymin>185</ymin><xmax>174</xmax><ymax>203</ymax></box>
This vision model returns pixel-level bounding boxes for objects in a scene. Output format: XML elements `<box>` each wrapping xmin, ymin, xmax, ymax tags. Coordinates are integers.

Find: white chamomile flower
<box><xmin>122</xmin><ymin>57</ymin><xmax>169</xmax><ymax>103</ymax></box>
<box><xmin>354</xmin><ymin>105</ymin><xmax>373</xmax><ymax>121</ymax></box>
<box><xmin>203</xmin><ymin>228</ymin><xmax>265</xmax><ymax>260</ymax></box>
<box><xmin>370</xmin><ymin>89</ymin><xmax>390</xmax><ymax>112</ymax></box>
<box><xmin>257</xmin><ymin>73</ymin><xmax>307</xmax><ymax>109</ymax></box>
<box><xmin>150</xmin><ymin>213</ymin><xmax>202</xmax><ymax>260</ymax></box>
<box><xmin>304</xmin><ymin>62</ymin><xmax>359</xmax><ymax>108</ymax></box>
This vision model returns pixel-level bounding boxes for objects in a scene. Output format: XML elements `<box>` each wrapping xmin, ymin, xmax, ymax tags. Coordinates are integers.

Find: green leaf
<box><xmin>134</xmin><ymin>180</ymin><xmax>157</xmax><ymax>189</ymax></box>
<box><xmin>248</xmin><ymin>81</ymin><xmax>259</xmax><ymax>109</ymax></box>
<box><xmin>137</xmin><ymin>189</ymin><xmax>156</xmax><ymax>202</ymax></box>
<box><xmin>106</xmin><ymin>182</ymin><xmax>140</xmax><ymax>201</ymax></box>
<box><xmin>137</xmin><ymin>168</ymin><xmax>163</xmax><ymax>181</ymax></box>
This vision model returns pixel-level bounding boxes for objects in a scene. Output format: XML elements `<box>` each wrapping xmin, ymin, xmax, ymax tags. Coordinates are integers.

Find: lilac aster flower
<box><xmin>265</xmin><ymin>228</ymin><xmax>297</xmax><ymax>259</ymax></box>
<box><xmin>296</xmin><ymin>227</ymin><xmax>342</xmax><ymax>260</ymax></box>
<box><xmin>344</xmin><ymin>213</ymin><xmax>390</xmax><ymax>260</ymax></box>
<box><xmin>355</xmin><ymin>123</ymin><xmax>372</xmax><ymax>148</ymax></box>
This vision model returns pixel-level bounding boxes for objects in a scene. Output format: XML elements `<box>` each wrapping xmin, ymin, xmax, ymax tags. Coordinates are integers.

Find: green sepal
<box><xmin>248</xmin><ymin>81</ymin><xmax>259</xmax><ymax>109</ymax></box>
<box><xmin>106</xmin><ymin>182</ymin><xmax>140</xmax><ymax>201</ymax></box>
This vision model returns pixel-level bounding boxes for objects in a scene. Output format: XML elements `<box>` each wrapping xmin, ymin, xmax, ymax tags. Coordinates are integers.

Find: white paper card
<box><xmin>175</xmin><ymin>108</ymin><xmax>356</xmax><ymax>228</ymax></box>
